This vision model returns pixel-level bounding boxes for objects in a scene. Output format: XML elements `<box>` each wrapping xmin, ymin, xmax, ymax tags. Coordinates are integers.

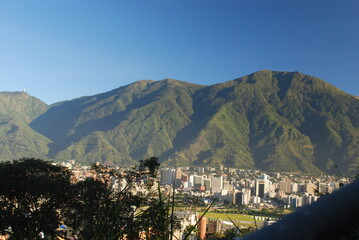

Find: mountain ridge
<box><xmin>0</xmin><ymin>92</ymin><xmax>51</xmax><ymax>161</ymax></box>
<box><xmin>1</xmin><ymin>70</ymin><xmax>358</xmax><ymax>174</ymax></box>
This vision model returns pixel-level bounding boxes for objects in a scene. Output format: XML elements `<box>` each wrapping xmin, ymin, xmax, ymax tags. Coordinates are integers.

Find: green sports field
<box><xmin>198</xmin><ymin>212</ymin><xmax>264</xmax><ymax>227</ymax></box>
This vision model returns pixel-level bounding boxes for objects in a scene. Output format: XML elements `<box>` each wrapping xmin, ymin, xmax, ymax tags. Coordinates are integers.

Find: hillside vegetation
<box><xmin>0</xmin><ymin>92</ymin><xmax>50</xmax><ymax>160</ymax></box>
<box><xmin>1</xmin><ymin>71</ymin><xmax>358</xmax><ymax>174</ymax></box>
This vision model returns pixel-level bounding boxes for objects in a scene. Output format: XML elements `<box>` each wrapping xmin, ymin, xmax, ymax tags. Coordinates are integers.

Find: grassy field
<box><xmin>198</xmin><ymin>211</ymin><xmax>264</xmax><ymax>227</ymax></box>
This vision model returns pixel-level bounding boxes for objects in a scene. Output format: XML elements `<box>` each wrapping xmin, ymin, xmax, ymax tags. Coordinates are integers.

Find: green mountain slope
<box><xmin>162</xmin><ymin>71</ymin><xmax>324</xmax><ymax>173</ymax></box>
<box><xmin>13</xmin><ymin>71</ymin><xmax>359</xmax><ymax>174</ymax></box>
<box><xmin>0</xmin><ymin>92</ymin><xmax>50</xmax><ymax>160</ymax></box>
<box><xmin>0</xmin><ymin>91</ymin><xmax>48</xmax><ymax>123</ymax></box>
<box><xmin>30</xmin><ymin>80</ymin><xmax>203</xmax><ymax>165</ymax></box>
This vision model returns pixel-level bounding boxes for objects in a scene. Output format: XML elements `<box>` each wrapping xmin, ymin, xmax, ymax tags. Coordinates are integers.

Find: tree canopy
<box><xmin>0</xmin><ymin>157</ymin><xmax>181</xmax><ymax>240</ymax></box>
<box><xmin>0</xmin><ymin>158</ymin><xmax>73</xmax><ymax>239</ymax></box>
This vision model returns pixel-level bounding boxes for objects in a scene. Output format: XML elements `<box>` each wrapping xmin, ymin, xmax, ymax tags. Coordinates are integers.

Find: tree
<box><xmin>0</xmin><ymin>158</ymin><xmax>74</xmax><ymax>239</ymax></box>
<box><xmin>70</xmin><ymin>172</ymin><xmax>151</xmax><ymax>239</ymax></box>
<box><xmin>224</xmin><ymin>228</ymin><xmax>238</xmax><ymax>239</ymax></box>
<box><xmin>71</xmin><ymin>156</ymin><xmax>180</xmax><ymax>239</ymax></box>
<box><xmin>0</xmin><ymin>157</ymin><xmax>181</xmax><ymax>239</ymax></box>
<box><xmin>183</xmin><ymin>225</ymin><xmax>199</xmax><ymax>239</ymax></box>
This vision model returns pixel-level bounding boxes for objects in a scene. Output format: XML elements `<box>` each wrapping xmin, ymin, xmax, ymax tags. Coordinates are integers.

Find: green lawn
<box><xmin>198</xmin><ymin>212</ymin><xmax>264</xmax><ymax>227</ymax></box>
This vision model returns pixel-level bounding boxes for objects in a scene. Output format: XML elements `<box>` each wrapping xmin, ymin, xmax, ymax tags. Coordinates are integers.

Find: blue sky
<box><xmin>1</xmin><ymin>0</ymin><xmax>358</xmax><ymax>104</ymax></box>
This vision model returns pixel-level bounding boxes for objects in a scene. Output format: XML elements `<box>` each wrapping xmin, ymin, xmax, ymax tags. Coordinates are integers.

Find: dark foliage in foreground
<box><xmin>0</xmin><ymin>157</ymin><xmax>180</xmax><ymax>239</ymax></box>
<box><xmin>0</xmin><ymin>158</ymin><xmax>73</xmax><ymax>239</ymax></box>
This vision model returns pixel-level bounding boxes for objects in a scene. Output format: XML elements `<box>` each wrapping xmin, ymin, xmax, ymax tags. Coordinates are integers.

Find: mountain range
<box><xmin>1</xmin><ymin>70</ymin><xmax>358</xmax><ymax>174</ymax></box>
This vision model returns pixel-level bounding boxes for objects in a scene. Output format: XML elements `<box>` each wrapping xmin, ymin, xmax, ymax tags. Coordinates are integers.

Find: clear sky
<box><xmin>1</xmin><ymin>0</ymin><xmax>358</xmax><ymax>104</ymax></box>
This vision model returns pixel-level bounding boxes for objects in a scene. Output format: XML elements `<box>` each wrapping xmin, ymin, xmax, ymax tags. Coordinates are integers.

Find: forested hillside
<box><xmin>2</xmin><ymin>71</ymin><xmax>358</xmax><ymax>174</ymax></box>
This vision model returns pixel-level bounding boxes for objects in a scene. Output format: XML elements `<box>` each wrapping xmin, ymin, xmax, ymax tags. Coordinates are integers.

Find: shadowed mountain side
<box><xmin>160</xmin><ymin>86</ymin><xmax>225</xmax><ymax>163</ymax></box>
<box><xmin>43</xmin><ymin>111</ymin><xmax>128</xmax><ymax>155</ymax></box>
<box><xmin>31</xmin><ymin>79</ymin><xmax>205</xmax><ymax>163</ymax></box>
<box><xmin>270</xmin><ymin>71</ymin><xmax>359</xmax><ymax>174</ymax></box>
<box><xmin>30</xmin><ymin>80</ymin><xmax>155</xmax><ymax>142</ymax></box>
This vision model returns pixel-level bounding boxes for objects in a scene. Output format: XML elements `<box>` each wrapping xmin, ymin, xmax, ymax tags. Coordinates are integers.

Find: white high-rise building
<box><xmin>236</xmin><ymin>188</ymin><xmax>251</xmax><ymax>205</ymax></box>
<box><xmin>291</xmin><ymin>183</ymin><xmax>298</xmax><ymax>193</ymax></box>
<box><xmin>160</xmin><ymin>168</ymin><xmax>175</xmax><ymax>185</ymax></box>
<box><xmin>211</xmin><ymin>176</ymin><xmax>223</xmax><ymax>193</ymax></box>
<box><xmin>251</xmin><ymin>196</ymin><xmax>261</xmax><ymax>204</ymax></box>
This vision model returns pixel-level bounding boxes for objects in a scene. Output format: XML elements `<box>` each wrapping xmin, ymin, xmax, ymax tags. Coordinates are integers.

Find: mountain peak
<box><xmin>0</xmin><ymin>90</ymin><xmax>29</xmax><ymax>97</ymax></box>
<box><xmin>3</xmin><ymin>71</ymin><xmax>358</xmax><ymax>174</ymax></box>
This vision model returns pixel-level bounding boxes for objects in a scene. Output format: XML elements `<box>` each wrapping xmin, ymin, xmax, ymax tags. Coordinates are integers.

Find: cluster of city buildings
<box><xmin>159</xmin><ymin>166</ymin><xmax>350</xmax><ymax>209</ymax></box>
<box><xmin>60</xmin><ymin>161</ymin><xmax>351</xmax><ymax>239</ymax></box>
<box><xmin>64</xmin><ymin>160</ymin><xmax>350</xmax><ymax>210</ymax></box>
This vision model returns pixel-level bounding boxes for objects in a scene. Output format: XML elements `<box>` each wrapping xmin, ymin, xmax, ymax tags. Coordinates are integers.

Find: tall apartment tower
<box><xmin>204</xmin><ymin>179</ymin><xmax>212</xmax><ymax>191</ymax></box>
<box><xmin>160</xmin><ymin>168</ymin><xmax>175</xmax><ymax>185</ymax></box>
<box><xmin>174</xmin><ymin>168</ymin><xmax>182</xmax><ymax>188</ymax></box>
<box><xmin>175</xmin><ymin>168</ymin><xmax>182</xmax><ymax>179</ymax></box>
<box><xmin>279</xmin><ymin>178</ymin><xmax>292</xmax><ymax>193</ymax></box>
<box><xmin>236</xmin><ymin>188</ymin><xmax>251</xmax><ymax>205</ymax></box>
<box><xmin>211</xmin><ymin>176</ymin><xmax>223</xmax><ymax>193</ymax></box>
<box><xmin>255</xmin><ymin>174</ymin><xmax>270</xmax><ymax>198</ymax></box>
<box><xmin>194</xmin><ymin>175</ymin><xmax>204</xmax><ymax>188</ymax></box>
